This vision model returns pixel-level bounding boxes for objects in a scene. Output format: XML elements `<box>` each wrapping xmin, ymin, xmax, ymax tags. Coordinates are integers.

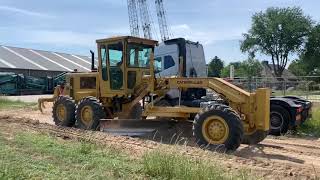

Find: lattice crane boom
<box><xmin>155</xmin><ymin>0</ymin><xmax>170</xmax><ymax>41</ymax></box>
<box><xmin>127</xmin><ymin>0</ymin><xmax>140</xmax><ymax>37</ymax></box>
<box><xmin>137</xmin><ymin>0</ymin><xmax>153</xmax><ymax>39</ymax></box>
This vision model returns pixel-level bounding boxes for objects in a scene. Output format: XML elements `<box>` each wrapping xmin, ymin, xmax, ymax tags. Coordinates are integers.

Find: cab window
<box><xmin>127</xmin><ymin>44</ymin><xmax>152</xmax><ymax>68</ymax></box>
<box><xmin>108</xmin><ymin>43</ymin><xmax>123</xmax><ymax>67</ymax></box>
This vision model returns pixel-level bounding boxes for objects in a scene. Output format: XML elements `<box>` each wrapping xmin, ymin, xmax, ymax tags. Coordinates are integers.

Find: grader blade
<box><xmin>100</xmin><ymin>119</ymin><xmax>157</xmax><ymax>137</ymax></box>
<box><xmin>103</xmin><ymin>128</ymin><xmax>156</xmax><ymax>137</ymax></box>
<box><xmin>100</xmin><ymin>119</ymin><xmax>193</xmax><ymax>142</ymax></box>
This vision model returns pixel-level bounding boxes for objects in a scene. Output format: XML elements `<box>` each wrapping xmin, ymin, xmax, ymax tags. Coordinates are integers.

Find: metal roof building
<box><xmin>0</xmin><ymin>45</ymin><xmax>96</xmax><ymax>77</ymax></box>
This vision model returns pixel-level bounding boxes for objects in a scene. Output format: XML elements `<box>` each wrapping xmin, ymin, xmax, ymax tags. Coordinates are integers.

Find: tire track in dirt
<box><xmin>264</xmin><ymin>138</ymin><xmax>320</xmax><ymax>150</ymax></box>
<box><xmin>0</xmin><ymin>116</ymin><xmax>319</xmax><ymax>179</ymax></box>
<box><xmin>261</xmin><ymin>141</ymin><xmax>320</xmax><ymax>160</ymax></box>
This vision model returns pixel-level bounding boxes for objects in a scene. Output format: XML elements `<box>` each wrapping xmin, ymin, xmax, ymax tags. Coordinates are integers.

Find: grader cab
<box><xmin>39</xmin><ymin>36</ymin><xmax>270</xmax><ymax>151</ymax></box>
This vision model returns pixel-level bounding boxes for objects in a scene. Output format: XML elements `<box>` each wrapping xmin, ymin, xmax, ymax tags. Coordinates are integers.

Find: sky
<box><xmin>0</xmin><ymin>0</ymin><xmax>319</xmax><ymax>64</ymax></box>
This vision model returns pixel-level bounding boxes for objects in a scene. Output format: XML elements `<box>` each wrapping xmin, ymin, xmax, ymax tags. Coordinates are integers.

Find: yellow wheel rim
<box><xmin>56</xmin><ymin>104</ymin><xmax>66</xmax><ymax>122</ymax></box>
<box><xmin>81</xmin><ymin>105</ymin><xmax>93</xmax><ymax>126</ymax></box>
<box><xmin>202</xmin><ymin>116</ymin><xmax>229</xmax><ymax>144</ymax></box>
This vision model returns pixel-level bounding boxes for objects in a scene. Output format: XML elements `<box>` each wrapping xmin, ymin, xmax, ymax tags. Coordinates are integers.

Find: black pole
<box><xmin>90</xmin><ymin>50</ymin><xmax>95</xmax><ymax>71</ymax></box>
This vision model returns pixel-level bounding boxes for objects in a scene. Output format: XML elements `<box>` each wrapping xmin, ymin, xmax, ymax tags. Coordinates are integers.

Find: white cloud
<box><xmin>171</xmin><ymin>24</ymin><xmax>190</xmax><ymax>30</ymax></box>
<box><xmin>25</xmin><ymin>30</ymin><xmax>99</xmax><ymax>46</ymax></box>
<box><xmin>171</xmin><ymin>24</ymin><xmax>246</xmax><ymax>45</ymax></box>
<box><xmin>0</xmin><ymin>5</ymin><xmax>54</xmax><ymax>18</ymax></box>
<box><xmin>6</xmin><ymin>28</ymin><xmax>128</xmax><ymax>47</ymax></box>
<box><xmin>101</xmin><ymin>0</ymin><xmax>126</xmax><ymax>6</ymax></box>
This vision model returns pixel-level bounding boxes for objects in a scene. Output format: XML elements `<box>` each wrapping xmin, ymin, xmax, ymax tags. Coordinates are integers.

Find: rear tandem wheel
<box><xmin>52</xmin><ymin>96</ymin><xmax>76</xmax><ymax>127</ymax></box>
<box><xmin>75</xmin><ymin>96</ymin><xmax>106</xmax><ymax>130</ymax></box>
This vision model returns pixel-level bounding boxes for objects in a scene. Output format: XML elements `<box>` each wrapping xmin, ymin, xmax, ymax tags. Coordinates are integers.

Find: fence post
<box><xmin>284</xmin><ymin>79</ymin><xmax>286</xmax><ymax>96</ymax></box>
<box><xmin>306</xmin><ymin>81</ymin><xmax>310</xmax><ymax>100</ymax></box>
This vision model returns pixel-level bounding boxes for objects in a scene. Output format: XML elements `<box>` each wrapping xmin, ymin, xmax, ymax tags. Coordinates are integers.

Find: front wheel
<box><xmin>192</xmin><ymin>104</ymin><xmax>244</xmax><ymax>152</ymax></box>
<box><xmin>126</xmin><ymin>103</ymin><xmax>143</xmax><ymax>119</ymax></box>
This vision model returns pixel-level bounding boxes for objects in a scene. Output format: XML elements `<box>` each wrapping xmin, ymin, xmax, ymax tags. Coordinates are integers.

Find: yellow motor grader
<box><xmin>39</xmin><ymin>36</ymin><xmax>270</xmax><ymax>151</ymax></box>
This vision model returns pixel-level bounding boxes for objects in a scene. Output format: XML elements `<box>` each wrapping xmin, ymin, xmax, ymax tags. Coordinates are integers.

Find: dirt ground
<box><xmin>0</xmin><ymin>103</ymin><xmax>319</xmax><ymax>179</ymax></box>
<box><xmin>4</xmin><ymin>95</ymin><xmax>52</xmax><ymax>103</ymax></box>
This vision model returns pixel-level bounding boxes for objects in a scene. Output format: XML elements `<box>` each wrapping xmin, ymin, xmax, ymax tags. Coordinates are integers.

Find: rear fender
<box><xmin>254</xmin><ymin>89</ymin><xmax>271</xmax><ymax>131</ymax></box>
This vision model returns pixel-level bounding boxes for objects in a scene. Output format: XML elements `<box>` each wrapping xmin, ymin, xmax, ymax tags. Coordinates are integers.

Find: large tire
<box><xmin>75</xmin><ymin>97</ymin><xmax>106</xmax><ymax>130</ymax></box>
<box><xmin>242</xmin><ymin>130</ymin><xmax>269</xmax><ymax>145</ymax></box>
<box><xmin>52</xmin><ymin>96</ymin><xmax>76</xmax><ymax>127</ymax></box>
<box><xmin>126</xmin><ymin>103</ymin><xmax>143</xmax><ymax>119</ymax></box>
<box><xmin>193</xmin><ymin>104</ymin><xmax>244</xmax><ymax>152</ymax></box>
<box><xmin>269</xmin><ymin>105</ymin><xmax>290</xmax><ymax>136</ymax></box>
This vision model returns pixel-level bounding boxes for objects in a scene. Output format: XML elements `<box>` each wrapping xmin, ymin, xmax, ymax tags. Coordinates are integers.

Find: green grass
<box><xmin>0</xmin><ymin>131</ymin><xmax>249</xmax><ymax>180</ymax></box>
<box><xmin>143</xmin><ymin>150</ymin><xmax>249</xmax><ymax>180</ymax></box>
<box><xmin>0</xmin><ymin>133</ymin><xmax>142</xmax><ymax>179</ymax></box>
<box><xmin>0</xmin><ymin>97</ymin><xmax>37</xmax><ymax>109</ymax></box>
<box><xmin>299</xmin><ymin>106</ymin><xmax>320</xmax><ymax>137</ymax></box>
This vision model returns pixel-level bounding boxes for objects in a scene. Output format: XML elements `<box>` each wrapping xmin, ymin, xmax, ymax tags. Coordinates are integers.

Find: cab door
<box><xmin>108</xmin><ymin>42</ymin><xmax>124</xmax><ymax>91</ymax></box>
<box><xmin>99</xmin><ymin>41</ymin><xmax>126</xmax><ymax>97</ymax></box>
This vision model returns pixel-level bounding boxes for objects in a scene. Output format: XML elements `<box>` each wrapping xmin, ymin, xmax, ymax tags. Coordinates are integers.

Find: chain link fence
<box><xmin>226</xmin><ymin>76</ymin><xmax>320</xmax><ymax>101</ymax></box>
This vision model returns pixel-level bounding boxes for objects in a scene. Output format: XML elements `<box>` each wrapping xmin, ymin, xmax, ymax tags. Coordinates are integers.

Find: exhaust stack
<box><xmin>90</xmin><ymin>50</ymin><xmax>96</xmax><ymax>71</ymax></box>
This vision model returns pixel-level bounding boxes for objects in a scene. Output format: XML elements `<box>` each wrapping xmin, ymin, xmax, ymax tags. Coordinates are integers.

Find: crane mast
<box><xmin>155</xmin><ymin>0</ymin><xmax>170</xmax><ymax>41</ymax></box>
<box><xmin>127</xmin><ymin>0</ymin><xmax>171</xmax><ymax>41</ymax></box>
<box><xmin>137</xmin><ymin>0</ymin><xmax>153</xmax><ymax>39</ymax></box>
<box><xmin>127</xmin><ymin>0</ymin><xmax>140</xmax><ymax>37</ymax></box>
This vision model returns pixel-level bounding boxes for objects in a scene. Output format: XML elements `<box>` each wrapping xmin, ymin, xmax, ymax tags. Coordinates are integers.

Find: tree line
<box><xmin>208</xmin><ymin>7</ymin><xmax>320</xmax><ymax>78</ymax></box>
<box><xmin>207</xmin><ymin>56</ymin><xmax>262</xmax><ymax>78</ymax></box>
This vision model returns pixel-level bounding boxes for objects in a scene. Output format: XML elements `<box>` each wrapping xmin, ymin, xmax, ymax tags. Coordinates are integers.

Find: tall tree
<box><xmin>288</xmin><ymin>59</ymin><xmax>308</xmax><ymax>76</ymax></box>
<box><xmin>241</xmin><ymin>7</ymin><xmax>313</xmax><ymax>77</ymax></box>
<box><xmin>208</xmin><ymin>56</ymin><xmax>224</xmax><ymax>77</ymax></box>
<box><xmin>303</xmin><ymin>25</ymin><xmax>320</xmax><ymax>73</ymax></box>
<box><xmin>288</xmin><ymin>25</ymin><xmax>320</xmax><ymax>76</ymax></box>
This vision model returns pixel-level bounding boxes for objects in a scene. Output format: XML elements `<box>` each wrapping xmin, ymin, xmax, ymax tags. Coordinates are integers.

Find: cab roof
<box><xmin>96</xmin><ymin>36</ymin><xmax>158</xmax><ymax>46</ymax></box>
